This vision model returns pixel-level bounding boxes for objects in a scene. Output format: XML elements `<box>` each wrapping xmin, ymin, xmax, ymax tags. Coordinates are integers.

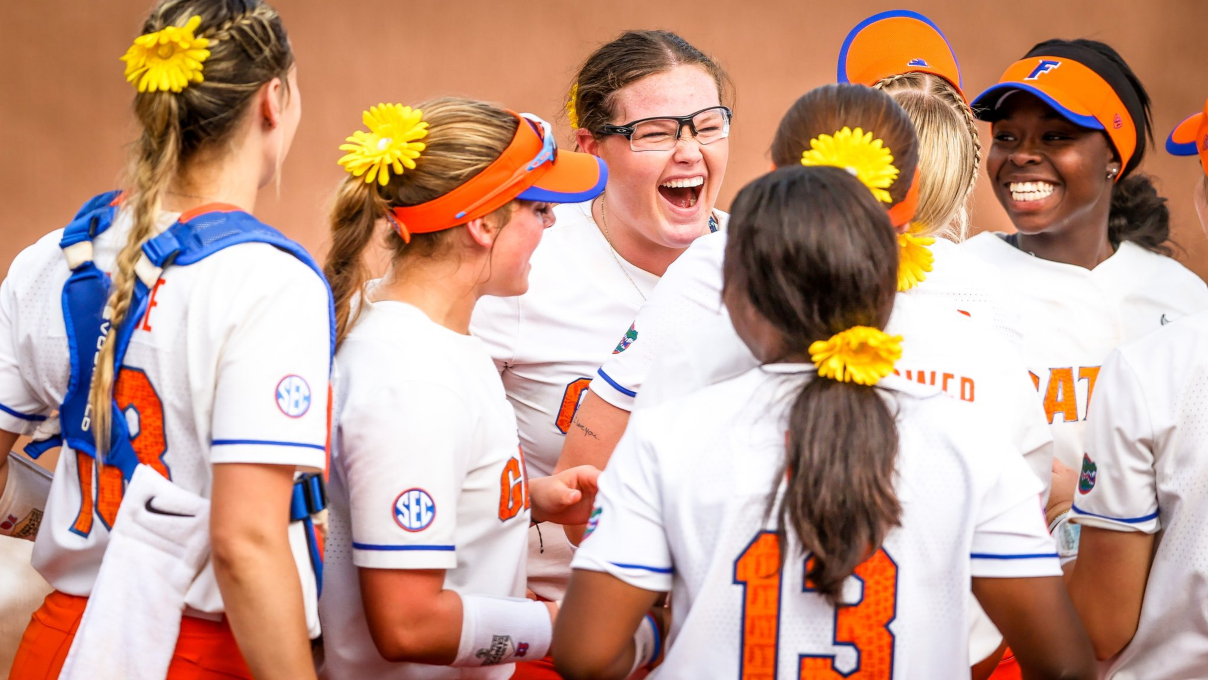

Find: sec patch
<box><xmin>394</xmin><ymin>488</ymin><xmax>436</xmax><ymax>532</ymax></box>
<box><xmin>276</xmin><ymin>375</ymin><xmax>311</xmax><ymax>418</ymax></box>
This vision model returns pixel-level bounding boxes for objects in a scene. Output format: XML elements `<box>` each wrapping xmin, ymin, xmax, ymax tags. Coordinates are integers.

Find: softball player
<box><xmin>318</xmin><ymin>98</ymin><xmax>607</xmax><ymax>680</ymax></box>
<box><xmin>1062</xmin><ymin>100</ymin><xmax>1208</xmax><ymax>678</ymax></box>
<box><xmin>963</xmin><ymin>39</ymin><xmax>1208</xmax><ymax>477</ymax></box>
<box><xmin>554</xmin><ymin>166</ymin><xmax>1096</xmax><ymax>680</ymax></box>
<box><xmin>559</xmin><ymin>14</ymin><xmax>1046</xmax><ymax>511</ymax></box>
<box><xmin>2</xmin><ymin>2</ymin><xmax>328</xmax><ymax>678</ymax></box>
<box><xmin>469</xmin><ymin>30</ymin><xmax>733</xmax><ymax>611</ymax></box>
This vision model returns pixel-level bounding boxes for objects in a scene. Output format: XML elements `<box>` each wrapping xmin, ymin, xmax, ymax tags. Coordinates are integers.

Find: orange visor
<box><xmin>1167</xmin><ymin>97</ymin><xmax>1208</xmax><ymax>178</ymax></box>
<box><xmin>886</xmin><ymin>170</ymin><xmax>920</xmax><ymax>229</ymax></box>
<box><xmin>390</xmin><ymin>112</ymin><xmax>607</xmax><ymax>241</ymax></box>
<box><xmin>972</xmin><ymin>55</ymin><xmax>1137</xmax><ymax>179</ymax></box>
<box><xmin>838</xmin><ymin>10</ymin><xmax>963</xmax><ymax>100</ymax></box>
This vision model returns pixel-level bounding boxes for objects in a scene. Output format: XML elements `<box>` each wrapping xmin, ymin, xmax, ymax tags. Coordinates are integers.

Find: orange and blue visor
<box><xmin>837</xmin><ymin>10</ymin><xmax>963</xmax><ymax>99</ymax></box>
<box><xmin>1167</xmin><ymin>97</ymin><xmax>1208</xmax><ymax>178</ymax></box>
<box><xmin>972</xmin><ymin>44</ymin><xmax>1146</xmax><ymax>179</ymax></box>
<box><xmin>391</xmin><ymin>112</ymin><xmax>607</xmax><ymax>240</ymax></box>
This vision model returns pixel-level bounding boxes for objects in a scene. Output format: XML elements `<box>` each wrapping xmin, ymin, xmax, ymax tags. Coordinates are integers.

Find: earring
<box><xmin>1107</xmin><ymin>168</ymin><xmax>1119</xmax><ymax>180</ymax></box>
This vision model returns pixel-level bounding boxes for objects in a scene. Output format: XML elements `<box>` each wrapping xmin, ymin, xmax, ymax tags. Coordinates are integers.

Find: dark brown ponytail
<box><xmin>723</xmin><ymin>166</ymin><xmax>901</xmax><ymax>605</ymax></box>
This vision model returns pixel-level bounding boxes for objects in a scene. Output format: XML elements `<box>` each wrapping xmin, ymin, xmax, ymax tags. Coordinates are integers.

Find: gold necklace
<box><xmin>598</xmin><ymin>197</ymin><xmax>647</xmax><ymax>302</ymax></box>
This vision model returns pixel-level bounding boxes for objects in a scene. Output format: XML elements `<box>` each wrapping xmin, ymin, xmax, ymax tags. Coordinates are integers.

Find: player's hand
<box><xmin>529</xmin><ymin>465</ymin><xmax>600</xmax><ymax>525</ymax></box>
<box><xmin>1046</xmin><ymin>458</ymin><xmax>1077</xmax><ymax>523</ymax></box>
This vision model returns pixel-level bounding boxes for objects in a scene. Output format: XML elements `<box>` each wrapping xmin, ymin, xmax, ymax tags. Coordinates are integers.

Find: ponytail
<box><xmin>1108</xmin><ymin>173</ymin><xmax>1172</xmax><ymax>255</ymax></box>
<box><xmin>781</xmin><ymin>378</ymin><xmax>899</xmax><ymax>604</ymax></box>
<box><xmin>724</xmin><ymin>166</ymin><xmax>902</xmax><ymax>607</ymax></box>
<box><xmin>326</xmin><ymin>180</ymin><xmax>387</xmax><ymax>347</ymax></box>
<box><xmin>88</xmin><ymin>96</ymin><xmax>182</xmax><ymax>457</ymax></box>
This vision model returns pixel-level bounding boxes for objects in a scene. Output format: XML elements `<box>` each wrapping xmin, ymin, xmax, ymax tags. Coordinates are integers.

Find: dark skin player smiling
<box><xmin>988</xmin><ymin>92</ymin><xmax>1123</xmax><ymax>270</ymax></box>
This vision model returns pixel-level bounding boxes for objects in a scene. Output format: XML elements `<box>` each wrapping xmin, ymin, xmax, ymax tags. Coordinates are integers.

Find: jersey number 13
<box><xmin>734</xmin><ymin>531</ymin><xmax>898</xmax><ymax>679</ymax></box>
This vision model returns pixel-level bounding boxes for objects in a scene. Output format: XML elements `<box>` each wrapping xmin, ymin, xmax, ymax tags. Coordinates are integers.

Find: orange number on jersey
<box><xmin>70</xmin><ymin>367</ymin><xmax>168</xmax><ymax>535</ymax></box>
<box><xmin>555</xmin><ymin>377</ymin><xmax>592</xmax><ymax>434</ymax></box>
<box><xmin>734</xmin><ymin>532</ymin><xmax>898</xmax><ymax>680</ymax></box>
<box><xmin>799</xmin><ymin>550</ymin><xmax>898</xmax><ymax>678</ymax></box>
<box><xmin>498</xmin><ymin>446</ymin><xmax>531</xmax><ymax>521</ymax></box>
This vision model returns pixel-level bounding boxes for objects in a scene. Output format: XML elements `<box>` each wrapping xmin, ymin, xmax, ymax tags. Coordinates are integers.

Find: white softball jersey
<box><xmin>470</xmin><ymin>200</ymin><xmax>724</xmax><ymax>600</ymax></box>
<box><xmin>911</xmin><ymin>237</ymin><xmax>1023</xmax><ymax>348</ymax></box>
<box><xmin>1070</xmin><ymin>311</ymin><xmax>1208</xmax><ymax>679</ymax></box>
<box><xmin>619</xmin><ymin>231</ymin><xmax>1054</xmax><ymax>491</ymax></box>
<box><xmin>0</xmin><ymin>208</ymin><xmax>331</xmax><ymax>636</ymax></box>
<box><xmin>320</xmin><ymin>299</ymin><xmax>530</xmax><ymax>680</ymax></box>
<box><xmin>962</xmin><ymin>233</ymin><xmax>1208</xmax><ymax>471</ymax></box>
<box><xmin>573</xmin><ymin>367</ymin><xmax>1061</xmax><ymax>679</ymax></box>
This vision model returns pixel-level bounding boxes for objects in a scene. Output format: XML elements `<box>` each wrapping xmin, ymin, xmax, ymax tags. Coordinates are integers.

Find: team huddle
<box><xmin>2</xmin><ymin>1</ymin><xmax>1208</xmax><ymax>679</ymax></box>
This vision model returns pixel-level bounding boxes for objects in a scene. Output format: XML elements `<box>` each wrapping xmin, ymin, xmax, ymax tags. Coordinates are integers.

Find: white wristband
<box><xmin>453</xmin><ymin>594</ymin><xmax>552</xmax><ymax>667</ymax></box>
<box><xmin>0</xmin><ymin>452</ymin><xmax>52</xmax><ymax>540</ymax></box>
<box><xmin>1049</xmin><ymin>510</ymin><xmax>1081</xmax><ymax>561</ymax></box>
<box><xmin>627</xmin><ymin>613</ymin><xmax>662</xmax><ymax>678</ymax></box>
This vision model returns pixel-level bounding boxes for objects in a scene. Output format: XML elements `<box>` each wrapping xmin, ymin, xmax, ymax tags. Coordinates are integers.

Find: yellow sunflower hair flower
<box><xmin>566</xmin><ymin>83</ymin><xmax>580</xmax><ymax>129</ymax></box>
<box><xmin>897</xmin><ymin>232</ymin><xmax>936</xmax><ymax>292</ymax></box>
<box><xmin>801</xmin><ymin>127</ymin><xmax>900</xmax><ymax>204</ymax></box>
<box><xmin>120</xmin><ymin>15</ymin><xmax>211</xmax><ymax>93</ymax></box>
<box><xmin>809</xmin><ymin>326</ymin><xmax>903</xmax><ymax>386</ymax></box>
<box><xmin>338</xmin><ymin>104</ymin><xmax>429</xmax><ymax>186</ymax></box>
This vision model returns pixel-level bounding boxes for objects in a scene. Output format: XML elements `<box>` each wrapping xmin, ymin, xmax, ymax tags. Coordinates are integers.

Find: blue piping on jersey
<box><xmin>596</xmin><ymin>368</ymin><xmax>637</xmax><ymax>398</ymax></box>
<box><xmin>211</xmin><ymin>439</ymin><xmax>326</xmax><ymax>452</ymax></box>
<box><xmin>353</xmin><ymin>542</ymin><xmax>455</xmax><ymax>552</ymax></box>
<box><xmin>610</xmin><ymin>561</ymin><xmax>673</xmax><ymax>574</ymax></box>
<box><xmin>0</xmin><ymin>402</ymin><xmax>48</xmax><ymax>422</ymax></box>
<box><xmin>1070</xmin><ymin>505</ymin><xmax>1160</xmax><ymax>524</ymax></box>
<box><xmin>970</xmin><ymin>552</ymin><xmax>1060</xmax><ymax>560</ymax></box>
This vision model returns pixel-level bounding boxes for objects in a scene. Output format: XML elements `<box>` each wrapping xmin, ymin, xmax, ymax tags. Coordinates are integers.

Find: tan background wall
<box><xmin>2</xmin><ymin>1</ymin><xmax>1207</xmax><ymax>279</ymax></box>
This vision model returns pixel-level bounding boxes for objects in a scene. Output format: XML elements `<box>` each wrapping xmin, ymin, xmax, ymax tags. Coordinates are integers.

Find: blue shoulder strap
<box><xmin>26</xmin><ymin>192</ymin><xmax>124</xmax><ymax>461</ymax></box>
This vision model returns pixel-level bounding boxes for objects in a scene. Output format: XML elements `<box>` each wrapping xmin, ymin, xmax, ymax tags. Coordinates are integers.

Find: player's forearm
<box><xmin>364</xmin><ymin>587</ymin><xmax>464</xmax><ymax>664</ymax></box>
<box><xmin>212</xmin><ymin>527</ymin><xmax>316</xmax><ymax>679</ymax></box>
<box><xmin>554</xmin><ymin>393</ymin><xmax>630</xmax><ymax>475</ymax></box>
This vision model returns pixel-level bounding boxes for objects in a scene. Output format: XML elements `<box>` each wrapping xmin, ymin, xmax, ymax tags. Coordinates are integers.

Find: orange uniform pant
<box><xmin>10</xmin><ymin>590</ymin><xmax>253</xmax><ymax>680</ymax></box>
<box><xmin>511</xmin><ymin>654</ymin><xmax>562</xmax><ymax>679</ymax></box>
<box><xmin>988</xmin><ymin>647</ymin><xmax>1022</xmax><ymax>680</ymax></box>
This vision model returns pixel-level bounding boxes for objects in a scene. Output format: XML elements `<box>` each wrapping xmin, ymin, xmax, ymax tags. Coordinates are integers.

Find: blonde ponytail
<box><xmin>325</xmin><ymin>97</ymin><xmax>520</xmax><ymax>348</ymax></box>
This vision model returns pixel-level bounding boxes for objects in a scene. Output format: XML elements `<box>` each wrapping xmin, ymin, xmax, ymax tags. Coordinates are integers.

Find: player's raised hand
<box><xmin>529</xmin><ymin>465</ymin><xmax>600</xmax><ymax>525</ymax></box>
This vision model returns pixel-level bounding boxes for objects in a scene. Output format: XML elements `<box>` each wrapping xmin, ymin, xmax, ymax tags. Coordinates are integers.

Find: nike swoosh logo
<box><xmin>144</xmin><ymin>497</ymin><xmax>195</xmax><ymax>518</ymax></box>
<box><xmin>1161</xmin><ymin>314</ymin><xmax>1171</xmax><ymax>326</ymax></box>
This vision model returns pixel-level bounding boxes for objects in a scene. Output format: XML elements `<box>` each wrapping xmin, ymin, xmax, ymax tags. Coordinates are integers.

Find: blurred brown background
<box><xmin>2</xmin><ymin>0</ymin><xmax>1207</xmax><ymax>279</ymax></box>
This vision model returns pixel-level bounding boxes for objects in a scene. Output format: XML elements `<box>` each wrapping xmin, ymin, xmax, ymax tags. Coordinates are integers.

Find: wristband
<box><xmin>0</xmin><ymin>452</ymin><xmax>52</xmax><ymax>539</ymax></box>
<box><xmin>627</xmin><ymin>613</ymin><xmax>662</xmax><ymax>677</ymax></box>
<box><xmin>1049</xmin><ymin>510</ymin><xmax>1081</xmax><ymax>560</ymax></box>
<box><xmin>454</xmin><ymin>594</ymin><xmax>552</xmax><ymax>667</ymax></box>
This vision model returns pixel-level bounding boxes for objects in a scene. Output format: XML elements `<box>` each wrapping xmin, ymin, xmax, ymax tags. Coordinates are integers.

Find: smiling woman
<box><xmin>469</xmin><ymin>28</ymin><xmax>732</xmax><ymax>679</ymax></box>
<box><xmin>962</xmin><ymin>39</ymin><xmax>1208</xmax><ymax>530</ymax></box>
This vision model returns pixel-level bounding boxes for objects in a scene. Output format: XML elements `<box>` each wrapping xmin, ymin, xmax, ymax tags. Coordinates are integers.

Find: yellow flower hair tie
<box><xmin>801</xmin><ymin>127</ymin><xmax>900</xmax><ymax>204</ymax></box>
<box><xmin>809</xmin><ymin>326</ymin><xmax>903</xmax><ymax>386</ymax></box>
<box><xmin>566</xmin><ymin>83</ymin><xmax>580</xmax><ymax>129</ymax></box>
<box><xmin>338</xmin><ymin>104</ymin><xmax>429</xmax><ymax>186</ymax></box>
<box><xmin>120</xmin><ymin>15</ymin><xmax>211</xmax><ymax>93</ymax></box>
<box><xmin>897</xmin><ymin>231</ymin><xmax>935</xmax><ymax>292</ymax></box>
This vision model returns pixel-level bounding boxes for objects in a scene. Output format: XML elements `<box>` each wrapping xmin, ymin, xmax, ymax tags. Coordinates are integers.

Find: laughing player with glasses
<box><xmin>470</xmin><ymin>30</ymin><xmax>733</xmax><ymax>679</ymax></box>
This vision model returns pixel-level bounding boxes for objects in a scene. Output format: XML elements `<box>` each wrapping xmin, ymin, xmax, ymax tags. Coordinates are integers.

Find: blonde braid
<box><xmin>88</xmin><ymin>95</ymin><xmax>181</xmax><ymax>459</ymax></box>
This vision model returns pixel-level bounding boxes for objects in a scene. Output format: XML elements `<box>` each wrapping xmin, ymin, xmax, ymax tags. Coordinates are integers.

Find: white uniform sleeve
<box><xmin>970</xmin><ymin>447</ymin><xmax>1062</xmax><ymax>578</ymax></box>
<box><xmin>591</xmin><ymin>233</ymin><xmax>726</xmax><ymax>411</ymax></box>
<box><xmin>209</xmin><ymin>261</ymin><xmax>331</xmax><ymax>472</ymax></box>
<box><xmin>1005</xmin><ymin>356</ymin><xmax>1056</xmax><ymax>503</ymax></box>
<box><xmin>634</xmin><ymin>313</ymin><xmax>757</xmax><ymax>411</ymax></box>
<box><xmin>469</xmin><ymin>294</ymin><xmax>521</xmax><ymax>375</ymax></box>
<box><xmin>1070</xmin><ymin>350</ymin><xmax>1159</xmax><ymax>534</ymax></box>
<box><xmin>0</xmin><ymin>250</ymin><xmax>54</xmax><ymax>434</ymax></box>
<box><xmin>341</xmin><ymin>381</ymin><xmax>469</xmax><ymax>570</ymax></box>
<box><xmin>570</xmin><ymin>411</ymin><xmax>672</xmax><ymax>591</ymax></box>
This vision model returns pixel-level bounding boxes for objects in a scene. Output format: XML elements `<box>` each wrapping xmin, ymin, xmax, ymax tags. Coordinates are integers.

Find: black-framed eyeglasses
<box><xmin>597</xmin><ymin>106</ymin><xmax>733</xmax><ymax>152</ymax></box>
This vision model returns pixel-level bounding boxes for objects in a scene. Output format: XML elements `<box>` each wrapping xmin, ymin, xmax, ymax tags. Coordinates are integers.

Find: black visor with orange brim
<box><xmin>971</xmin><ymin>44</ymin><xmax>1146</xmax><ymax>179</ymax></box>
<box><xmin>392</xmin><ymin>112</ymin><xmax>607</xmax><ymax>240</ymax></box>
